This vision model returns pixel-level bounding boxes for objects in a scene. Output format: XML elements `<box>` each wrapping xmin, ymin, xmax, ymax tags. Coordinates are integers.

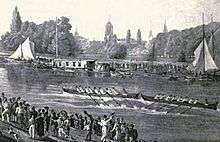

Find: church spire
<box><xmin>148</xmin><ymin>20</ymin><xmax>153</xmax><ymax>41</ymax></box>
<box><xmin>74</xmin><ymin>27</ymin><xmax>79</xmax><ymax>36</ymax></box>
<box><xmin>163</xmin><ymin>19</ymin><xmax>168</xmax><ymax>33</ymax></box>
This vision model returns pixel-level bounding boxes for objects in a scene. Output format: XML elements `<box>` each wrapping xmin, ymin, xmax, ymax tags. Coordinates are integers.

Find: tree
<box><xmin>177</xmin><ymin>51</ymin><xmax>186</xmax><ymax>62</ymax></box>
<box><xmin>109</xmin><ymin>44</ymin><xmax>127</xmax><ymax>59</ymax></box>
<box><xmin>137</xmin><ymin>29</ymin><xmax>142</xmax><ymax>44</ymax></box>
<box><xmin>11</xmin><ymin>6</ymin><xmax>22</xmax><ymax>33</ymax></box>
<box><xmin>126</xmin><ymin>29</ymin><xmax>131</xmax><ymax>44</ymax></box>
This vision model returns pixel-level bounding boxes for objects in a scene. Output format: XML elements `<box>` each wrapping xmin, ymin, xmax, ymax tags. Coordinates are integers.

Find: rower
<box><xmin>111</xmin><ymin>87</ymin><xmax>120</xmax><ymax>95</ymax></box>
<box><xmin>76</xmin><ymin>86</ymin><xmax>81</xmax><ymax>93</ymax></box>
<box><xmin>165</xmin><ymin>96</ymin><xmax>171</xmax><ymax>101</ymax></box>
<box><xmin>88</xmin><ymin>86</ymin><xmax>94</xmax><ymax>94</ymax></box>
<box><xmin>99</xmin><ymin>87</ymin><xmax>106</xmax><ymax>95</ymax></box>
<box><xmin>106</xmin><ymin>88</ymin><xmax>114</xmax><ymax>95</ymax></box>
<box><xmin>85</xmin><ymin>87</ymin><xmax>91</xmax><ymax>94</ymax></box>
<box><xmin>79</xmin><ymin>86</ymin><xmax>85</xmax><ymax>93</ymax></box>
<box><xmin>154</xmin><ymin>95</ymin><xmax>160</xmax><ymax>99</ymax></box>
<box><xmin>182</xmin><ymin>97</ymin><xmax>189</xmax><ymax>103</ymax></box>
<box><xmin>94</xmin><ymin>87</ymin><xmax>101</xmax><ymax>95</ymax></box>
<box><xmin>122</xmin><ymin>88</ymin><xmax>128</xmax><ymax>96</ymax></box>
<box><xmin>193</xmin><ymin>99</ymin><xmax>199</xmax><ymax>104</ymax></box>
<box><xmin>177</xmin><ymin>97</ymin><xmax>184</xmax><ymax>102</ymax></box>
<box><xmin>188</xmin><ymin>99</ymin><xmax>194</xmax><ymax>104</ymax></box>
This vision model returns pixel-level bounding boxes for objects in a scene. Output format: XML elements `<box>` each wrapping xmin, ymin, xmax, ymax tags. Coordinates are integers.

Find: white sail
<box><xmin>22</xmin><ymin>37</ymin><xmax>35</xmax><ymax>60</ymax></box>
<box><xmin>193</xmin><ymin>38</ymin><xmax>218</xmax><ymax>73</ymax></box>
<box><xmin>9</xmin><ymin>37</ymin><xmax>35</xmax><ymax>60</ymax></box>
<box><xmin>9</xmin><ymin>44</ymin><xmax>23</xmax><ymax>59</ymax></box>
<box><xmin>204</xmin><ymin>39</ymin><xmax>218</xmax><ymax>71</ymax></box>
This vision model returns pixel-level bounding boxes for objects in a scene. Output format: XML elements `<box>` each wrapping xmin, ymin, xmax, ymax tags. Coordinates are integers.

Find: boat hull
<box><xmin>141</xmin><ymin>95</ymin><xmax>218</xmax><ymax>110</ymax></box>
<box><xmin>62</xmin><ymin>87</ymin><xmax>140</xmax><ymax>99</ymax></box>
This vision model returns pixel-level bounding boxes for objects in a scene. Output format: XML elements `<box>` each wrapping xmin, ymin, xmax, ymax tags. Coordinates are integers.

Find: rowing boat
<box><xmin>62</xmin><ymin>86</ymin><xmax>218</xmax><ymax>110</ymax></box>
<box><xmin>141</xmin><ymin>95</ymin><xmax>218</xmax><ymax>110</ymax></box>
<box><xmin>62</xmin><ymin>86</ymin><xmax>140</xmax><ymax>99</ymax></box>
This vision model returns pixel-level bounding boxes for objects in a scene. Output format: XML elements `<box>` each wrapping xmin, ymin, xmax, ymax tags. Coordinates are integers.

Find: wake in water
<box><xmin>37</xmin><ymin>92</ymin><xmax>197</xmax><ymax>116</ymax></box>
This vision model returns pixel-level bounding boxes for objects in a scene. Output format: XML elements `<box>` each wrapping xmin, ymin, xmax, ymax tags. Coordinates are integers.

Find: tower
<box><xmin>74</xmin><ymin>27</ymin><xmax>79</xmax><ymax>36</ymax></box>
<box><xmin>126</xmin><ymin>29</ymin><xmax>131</xmax><ymax>44</ymax></box>
<box><xmin>163</xmin><ymin>19</ymin><xmax>168</xmax><ymax>33</ymax></box>
<box><xmin>137</xmin><ymin>29</ymin><xmax>142</xmax><ymax>44</ymax></box>
<box><xmin>148</xmin><ymin>29</ymin><xmax>153</xmax><ymax>41</ymax></box>
<box><xmin>104</xmin><ymin>21</ymin><xmax>114</xmax><ymax>43</ymax></box>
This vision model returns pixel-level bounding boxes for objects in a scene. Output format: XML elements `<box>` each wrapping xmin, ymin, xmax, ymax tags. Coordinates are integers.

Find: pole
<box><xmin>202</xmin><ymin>13</ymin><xmax>205</xmax><ymax>74</ymax></box>
<box><xmin>86</xmin><ymin>93</ymin><xmax>100</xmax><ymax>106</ymax></box>
<box><xmin>179</xmin><ymin>106</ymin><xmax>192</xmax><ymax>114</ymax></box>
<box><xmin>55</xmin><ymin>17</ymin><xmax>58</xmax><ymax>58</ymax></box>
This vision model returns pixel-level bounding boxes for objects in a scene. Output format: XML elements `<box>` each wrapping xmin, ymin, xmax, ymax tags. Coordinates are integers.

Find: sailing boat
<box><xmin>8</xmin><ymin>37</ymin><xmax>35</xmax><ymax>61</ymax></box>
<box><xmin>192</xmin><ymin>14</ymin><xmax>219</xmax><ymax>80</ymax></box>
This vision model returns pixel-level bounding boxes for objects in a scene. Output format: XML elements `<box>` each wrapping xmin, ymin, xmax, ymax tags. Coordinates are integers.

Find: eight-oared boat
<box><xmin>62</xmin><ymin>86</ymin><xmax>218</xmax><ymax>110</ymax></box>
<box><xmin>62</xmin><ymin>86</ymin><xmax>141</xmax><ymax>99</ymax></box>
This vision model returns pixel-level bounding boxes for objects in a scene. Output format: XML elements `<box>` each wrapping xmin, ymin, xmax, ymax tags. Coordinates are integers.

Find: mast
<box><xmin>211</xmin><ymin>14</ymin><xmax>215</xmax><ymax>61</ymax></box>
<box><xmin>55</xmin><ymin>17</ymin><xmax>59</xmax><ymax>58</ymax></box>
<box><xmin>202</xmin><ymin>13</ymin><xmax>205</xmax><ymax>73</ymax></box>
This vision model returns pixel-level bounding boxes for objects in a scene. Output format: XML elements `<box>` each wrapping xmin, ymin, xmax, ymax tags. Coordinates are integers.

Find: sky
<box><xmin>0</xmin><ymin>0</ymin><xmax>220</xmax><ymax>40</ymax></box>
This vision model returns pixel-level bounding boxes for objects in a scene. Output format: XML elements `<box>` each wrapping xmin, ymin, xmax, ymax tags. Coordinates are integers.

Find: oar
<box><xmin>105</xmin><ymin>92</ymin><xmax>121</xmax><ymax>106</ymax></box>
<box><xmin>92</xmin><ymin>89</ymin><xmax>110</xmax><ymax>106</ymax></box>
<box><xmin>166</xmin><ymin>105</ymin><xmax>182</xmax><ymax>114</ymax></box>
<box><xmin>84</xmin><ymin>92</ymin><xmax>100</xmax><ymax>106</ymax></box>
<box><xmin>145</xmin><ymin>102</ymin><xmax>157</xmax><ymax>108</ymax></box>
<box><xmin>156</xmin><ymin>104</ymin><xmax>168</xmax><ymax>111</ymax></box>
<box><xmin>179</xmin><ymin>106</ymin><xmax>192</xmax><ymax>114</ymax></box>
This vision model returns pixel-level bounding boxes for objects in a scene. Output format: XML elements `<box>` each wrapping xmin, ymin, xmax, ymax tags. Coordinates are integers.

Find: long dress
<box><xmin>36</xmin><ymin>115</ymin><xmax>44</xmax><ymax>137</ymax></box>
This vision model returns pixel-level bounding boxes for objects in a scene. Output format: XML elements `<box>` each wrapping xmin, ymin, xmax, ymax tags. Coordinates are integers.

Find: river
<box><xmin>0</xmin><ymin>63</ymin><xmax>220</xmax><ymax>141</ymax></box>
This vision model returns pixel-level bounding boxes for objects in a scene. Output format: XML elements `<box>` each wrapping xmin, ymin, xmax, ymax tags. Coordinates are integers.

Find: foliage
<box><xmin>0</xmin><ymin>16</ymin><xmax>76</xmax><ymax>56</ymax></box>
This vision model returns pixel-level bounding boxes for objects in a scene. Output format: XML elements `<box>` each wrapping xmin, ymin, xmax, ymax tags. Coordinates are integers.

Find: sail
<box><xmin>9</xmin><ymin>37</ymin><xmax>35</xmax><ymax>60</ymax></box>
<box><xmin>22</xmin><ymin>37</ymin><xmax>35</xmax><ymax>60</ymax></box>
<box><xmin>204</xmin><ymin>39</ymin><xmax>218</xmax><ymax>71</ymax></box>
<box><xmin>193</xmin><ymin>38</ymin><xmax>218</xmax><ymax>73</ymax></box>
<box><xmin>9</xmin><ymin>44</ymin><xmax>23</xmax><ymax>59</ymax></box>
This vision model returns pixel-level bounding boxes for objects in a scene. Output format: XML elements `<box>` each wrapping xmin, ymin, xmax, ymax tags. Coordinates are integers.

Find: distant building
<box><xmin>126</xmin><ymin>29</ymin><xmax>131</xmax><ymax>44</ymax></box>
<box><xmin>163</xmin><ymin>20</ymin><xmax>168</xmax><ymax>33</ymax></box>
<box><xmin>74</xmin><ymin>27</ymin><xmax>79</xmax><ymax>36</ymax></box>
<box><xmin>148</xmin><ymin>29</ymin><xmax>153</xmax><ymax>41</ymax></box>
<box><xmin>104</xmin><ymin>21</ymin><xmax>114</xmax><ymax>43</ymax></box>
<box><xmin>137</xmin><ymin>29</ymin><xmax>142</xmax><ymax>44</ymax></box>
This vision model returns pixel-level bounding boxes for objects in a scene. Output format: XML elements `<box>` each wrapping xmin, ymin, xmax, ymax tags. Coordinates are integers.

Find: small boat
<box><xmin>191</xmin><ymin>14</ymin><xmax>219</xmax><ymax>80</ymax></box>
<box><xmin>7</xmin><ymin>37</ymin><xmax>35</xmax><ymax>64</ymax></box>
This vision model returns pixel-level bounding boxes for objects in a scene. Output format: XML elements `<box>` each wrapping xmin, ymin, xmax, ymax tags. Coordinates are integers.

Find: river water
<box><xmin>0</xmin><ymin>63</ymin><xmax>220</xmax><ymax>141</ymax></box>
